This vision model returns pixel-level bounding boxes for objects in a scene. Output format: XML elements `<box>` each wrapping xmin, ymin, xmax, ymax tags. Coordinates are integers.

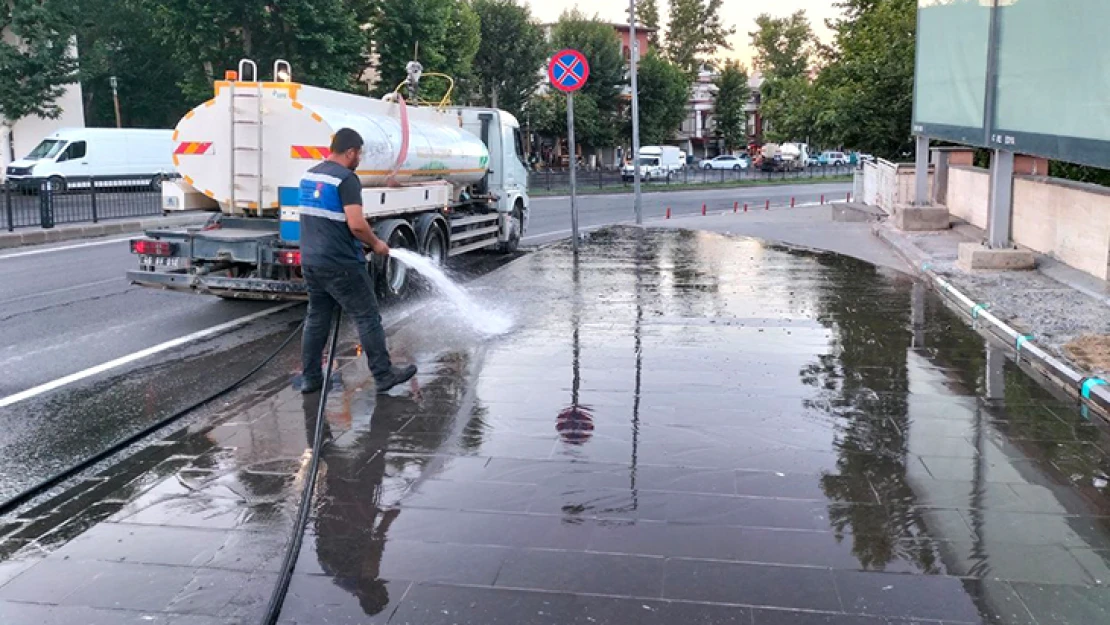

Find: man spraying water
<box><xmin>297</xmin><ymin>128</ymin><xmax>417</xmax><ymax>394</ymax></box>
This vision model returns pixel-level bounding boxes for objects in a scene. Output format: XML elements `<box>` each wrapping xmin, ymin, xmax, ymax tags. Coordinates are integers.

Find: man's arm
<box><xmin>340</xmin><ymin>176</ymin><xmax>389</xmax><ymax>256</ymax></box>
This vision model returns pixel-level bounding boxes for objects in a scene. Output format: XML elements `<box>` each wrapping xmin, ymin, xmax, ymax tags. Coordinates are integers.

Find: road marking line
<box><xmin>0</xmin><ymin>303</ymin><xmax>298</xmax><ymax>409</ymax></box>
<box><xmin>0</xmin><ymin>236</ymin><xmax>134</xmax><ymax>260</ymax></box>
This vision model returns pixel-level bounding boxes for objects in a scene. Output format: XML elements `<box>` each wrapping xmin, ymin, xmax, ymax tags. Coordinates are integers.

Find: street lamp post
<box><xmin>629</xmin><ymin>0</ymin><xmax>643</xmax><ymax>225</ymax></box>
<box><xmin>109</xmin><ymin>76</ymin><xmax>121</xmax><ymax>129</ymax></box>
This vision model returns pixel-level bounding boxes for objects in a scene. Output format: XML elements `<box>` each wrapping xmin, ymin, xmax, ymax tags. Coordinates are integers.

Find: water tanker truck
<box><xmin>127</xmin><ymin>60</ymin><xmax>530</xmax><ymax>301</ymax></box>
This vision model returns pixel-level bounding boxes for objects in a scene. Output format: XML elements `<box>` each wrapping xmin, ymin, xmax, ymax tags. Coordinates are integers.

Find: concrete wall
<box><xmin>1013</xmin><ymin>177</ymin><xmax>1110</xmax><ymax>280</ymax></box>
<box><xmin>943</xmin><ymin>165</ymin><xmax>1110</xmax><ymax>281</ymax></box>
<box><xmin>946</xmin><ymin>166</ymin><xmax>989</xmax><ymax>229</ymax></box>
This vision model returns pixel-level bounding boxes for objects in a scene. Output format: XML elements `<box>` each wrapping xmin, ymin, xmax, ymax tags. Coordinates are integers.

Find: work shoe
<box><xmin>376</xmin><ymin>364</ymin><xmax>418</xmax><ymax>394</ymax></box>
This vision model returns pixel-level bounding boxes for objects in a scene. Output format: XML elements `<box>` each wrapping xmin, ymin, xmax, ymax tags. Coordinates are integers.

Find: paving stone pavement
<box><xmin>2</xmin><ymin>227</ymin><xmax>1110</xmax><ymax>624</ymax></box>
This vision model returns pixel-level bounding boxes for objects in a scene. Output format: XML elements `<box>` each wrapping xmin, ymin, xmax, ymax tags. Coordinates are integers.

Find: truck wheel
<box><xmin>372</xmin><ymin>219</ymin><xmax>418</xmax><ymax>300</ymax></box>
<box><xmin>422</xmin><ymin>224</ymin><xmax>448</xmax><ymax>265</ymax></box>
<box><xmin>48</xmin><ymin>176</ymin><xmax>67</xmax><ymax>194</ymax></box>
<box><xmin>498</xmin><ymin>202</ymin><xmax>523</xmax><ymax>253</ymax></box>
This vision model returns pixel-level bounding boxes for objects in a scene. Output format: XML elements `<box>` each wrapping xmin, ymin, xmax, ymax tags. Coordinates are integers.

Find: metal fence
<box><xmin>528</xmin><ymin>164</ymin><xmax>855</xmax><ymax>194</ymax></box>
<box><xmin>2</xmin><ymin>175</ymin><xmax>171</xmax><ymax>231</ymax></box>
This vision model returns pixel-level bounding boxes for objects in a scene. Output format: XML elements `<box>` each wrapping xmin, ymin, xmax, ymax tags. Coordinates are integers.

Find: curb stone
<box><xmin>0</xmin><ymin>212</ymin><xmax>213</xmax><ymax>250</ymax></box>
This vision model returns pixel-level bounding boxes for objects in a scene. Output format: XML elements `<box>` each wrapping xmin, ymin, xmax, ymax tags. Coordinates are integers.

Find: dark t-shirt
<box><xmin>299</xmin><ymin>161</ymin><xmax>365</xmax><ymax>267</ymax></box>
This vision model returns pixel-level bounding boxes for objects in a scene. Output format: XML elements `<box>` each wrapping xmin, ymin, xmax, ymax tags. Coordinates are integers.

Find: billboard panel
<box><xmin>913</xmin><ymin>0</ymin><xmax>1110</xmax><ymax>169</ymax></box>
<box><xmin>991</xmin><ymin>0</ymin><xmax>1110</xmax><ymax>167</ymax></box>
<box><xmin>912</xmin><ymin>0</ymin><xmax>993</xmax><ymax>146</ymax></box>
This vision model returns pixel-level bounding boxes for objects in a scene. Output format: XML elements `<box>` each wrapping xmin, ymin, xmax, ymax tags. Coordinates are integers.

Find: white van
<box><xmin>5</xmin><ymin>128</ymin><xmax>174</xmax><ymax>190</ymax></box>
<box><xmin>622</xmin><ymin>146</ymin><xmax>684</xmax><ymax>181</ymax></box>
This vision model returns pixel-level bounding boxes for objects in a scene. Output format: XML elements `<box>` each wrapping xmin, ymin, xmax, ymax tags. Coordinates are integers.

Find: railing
<box><xmin>527</xmin><ymin>164</ymin><xmax>855</xmax><ymax>194</ymax></box>
<box><xmin>2</xmin><ymin>175</ymin><xmax>174</xmax><ymax>231</ymax></box>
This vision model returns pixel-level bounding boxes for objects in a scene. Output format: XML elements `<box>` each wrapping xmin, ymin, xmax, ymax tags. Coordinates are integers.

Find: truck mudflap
<box><xmin>127</xmin><ymin>270</ymin><xmax>307</xmax><ymax>301</ymax></box>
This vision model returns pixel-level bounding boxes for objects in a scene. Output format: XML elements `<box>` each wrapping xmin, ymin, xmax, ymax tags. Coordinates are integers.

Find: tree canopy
<box><xmin>713</xmin><ymin>61</ymin><xmax>750</xmax><ymax>152</ymax></box>
<box><xmin>471</xmin><ymin>0</ymin><xmax>548</xmax><ymax>118</ymax></box>
<box><xmin>370</xmin><ymin>0</ymin><xmax>479</xmax><ymax>102</ymax></box>
<box><xmin>0</xmin><ymin>0</ymin><xmax>79</xmax><ymax>125</ymax></box>
<box><xmin>627</xmin><ymin>0</ymin><xmax>661</xmax><ymax>47</ymax></box>
<box><xmin>634</xmin><ymin>50</ymin><xmax>690</xmax><ymax>145</ymax></box>
<box><xmin>666</xmin><ymin>0</ymin><xmax>735</xmax><ymax>75</ymax></box>
<box><xmin>749</xmin><ymin>10</ymin><xmax>814</xmax><ymax>81</ymax></box>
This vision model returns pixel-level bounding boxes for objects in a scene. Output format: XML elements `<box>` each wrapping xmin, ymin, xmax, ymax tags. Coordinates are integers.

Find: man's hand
<box><xmin>370</xmin><ymin>238</ymin><xmax>390</xmax><ymax>257</ymax></box>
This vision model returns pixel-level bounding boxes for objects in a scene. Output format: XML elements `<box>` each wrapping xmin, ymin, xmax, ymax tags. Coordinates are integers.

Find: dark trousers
<box><xmin>302</xmin><ymin>264</ymin><xmax>393</xmax><ymax>382</ymax></box>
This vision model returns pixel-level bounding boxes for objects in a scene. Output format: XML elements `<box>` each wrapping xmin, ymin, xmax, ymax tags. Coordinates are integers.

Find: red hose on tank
<box><xmin>387</xmin><ymin>94</ymin><xmax>410</xmax><ymax>187</ymax></box>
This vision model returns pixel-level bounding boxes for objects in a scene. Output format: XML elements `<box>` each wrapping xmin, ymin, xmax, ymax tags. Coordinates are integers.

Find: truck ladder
<box><xmin>229</xmin><ymin>60</ymin><xmax>264</xmax><ymax>214</ymax></box>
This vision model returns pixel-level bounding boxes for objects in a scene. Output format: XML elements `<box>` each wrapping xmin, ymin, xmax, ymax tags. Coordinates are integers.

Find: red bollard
<box><xmin>666</xmin><ymin>207</ymin><xmax>671</xmax><ymax>219</ymax></box>
<box><xmin>820</xmin><ymin>194</ymin><xmax>825</xmax><ymax>205</ymax></box>
<box><xmin>743</xmin><ymin>203</ymin><xmax>748</xmax><ymax>213</ymax></box>
<box><xmin>702</xmin><ymin>203</ymin><xmax>707</xmax><ymax>216</ymax></box>
<box><xmin>765</xmin><ymin>199</ymin><xmax>770</xmax><ymax>211</ymax></box>
<box><xmin>847</xmin><ymin>192</ymin><xmax>852</xmax><ymax>202</ymax></box>
<box><xmin>791</xmin><ymin>197</ymin><xmax>796</xmax><ymax>208</ymax></box>
<box><xmin>734</xmin><ymin>201</ymin><xmax>739</xmax><ymax>213</ymax></box>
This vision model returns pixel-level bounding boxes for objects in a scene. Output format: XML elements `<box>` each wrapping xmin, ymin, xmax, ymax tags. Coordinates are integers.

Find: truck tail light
<box><xmin>276</xmin><ymin>250</ymin><xmax>301</xmax><ymax>266</ymax></box>
<box><xmin>131</xmin><ymin>239</ymin><xmax>173</xmax><ymax>256</ymax></box>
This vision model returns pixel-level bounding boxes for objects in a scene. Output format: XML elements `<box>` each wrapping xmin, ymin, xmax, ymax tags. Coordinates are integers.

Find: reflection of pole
<box><xmin>631</xmin><ymin>233</ymin><xmax>644</xmax><ymax>506</ymax></box>
<box><xmin>629</xmin><ymin>0</ymin><xmax>643</xmax><ymax>225</ymax></box>
<box><xmin>568</xmin><ymin>93</ymin><xmax>579</xmax><ymax>253</ymax></box>
<box><xmin>985</xmin><ymin>345</ymin><xmax>1005</xmax><ymax>402</ymax></box>
<box><xmin>911</xmin><ymin>282</ymin><xmax>926</xmax><ymax>349</ymax></box>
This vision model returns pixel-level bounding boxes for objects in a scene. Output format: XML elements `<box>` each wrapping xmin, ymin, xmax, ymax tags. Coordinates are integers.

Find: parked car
<box><xmin>819</xmin><ymin>151</ymin><xmax>849</xmax><ymax>167</ymax></box>
<box><xmin>6</xmin><ymin>128</ymin><xmax>174</xmax><ymax>191</ymax></box>
<box><xmin>807</xmin><ymin>154</ymin><xmax>822</xmax><ymax>167</ymax></box>
<box><xmin>702</xmin><ymin>155</ymin><xmax>749</xmax><ymax>171</ymax></box>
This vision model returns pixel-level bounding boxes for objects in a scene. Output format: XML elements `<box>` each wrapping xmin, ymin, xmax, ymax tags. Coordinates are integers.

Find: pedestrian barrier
<box><xmin>1</xmin><ymin>175</ymin><xmax>173</xmax><ymax>231</ymax></box>
<box><xmin>529</xmin><ymin>164</ymin><xmax>854</xmax><ymax>193</ymax></box>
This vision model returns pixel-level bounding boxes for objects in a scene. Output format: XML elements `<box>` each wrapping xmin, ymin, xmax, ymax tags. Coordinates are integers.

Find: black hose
<box><xmin>0</xmin><ymin>317</ymin><xmax>306</xmax><ymax>518</ymax></box>
<box><xmin>261</xmin><ymin>310</ymin><xmax>342</xmax><ymax>625</ymax></box>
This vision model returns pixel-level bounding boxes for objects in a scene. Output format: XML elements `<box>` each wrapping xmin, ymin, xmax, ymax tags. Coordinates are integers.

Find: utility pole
<box><xmin>629</xmin><ymin>0</ymin><xmax>643</xmax><ymax>225</ymax></box>
<box><xmin>110</xmin><ymin>76</ymin><xmax>122</xmax><ymax>129</ymax></box>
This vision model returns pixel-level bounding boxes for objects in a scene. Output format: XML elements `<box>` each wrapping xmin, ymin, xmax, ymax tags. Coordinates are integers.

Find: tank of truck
<box><xmin>171</xmin><ymin>79</ymin><xmax>490</xmax><ymax>214</ymax></box>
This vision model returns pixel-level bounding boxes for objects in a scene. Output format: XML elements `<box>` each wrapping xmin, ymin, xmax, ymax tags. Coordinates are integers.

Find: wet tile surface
<box><xmin>4</xmin><ymin>227</ymin><xmax>1110</xmax><ymax>624</ymax></box>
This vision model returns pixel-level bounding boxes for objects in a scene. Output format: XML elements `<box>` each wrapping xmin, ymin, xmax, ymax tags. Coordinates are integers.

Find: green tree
<box><xmin>77</xmin><ymin>0</ymin><xmax>188</xmax><ymax>128</ymax></box>
<box><xmin>812</xmin><ymin>0</ymin><xmax>916</xmax><ymax>157</ymax></box>
<box><xmin>713</xmin><ymin>60</ymin><xmax>750</xmax><ymax>152</ymax></box>
<box><xmin>371</xmin><ymin>0</ymin><xmax>479</xmax><ymax>102</ymax></box>
<box><xmin>634</xmin><ymin>50</ymin><xmax>690</xmax><ymax>145</ymax></box>
<box><xmin>749</xmin><ymin>10</ymin><xmax>814</xmax><ymax>81</ymax></box>
<box><xmin>627</xmin><ymin>0</ymin><xmax>661</xmax><ymax>47</ymax></box>
<box><xmin>0</xmin><ymin>0</ymin><xmax>79</xmax><ymax>155</ymax></box>
<box><xmin>665</xmin><ymin>0</ymin><xmax>735</xmax><ymax>75</ymax></box>
<box><xmin>471</xmin><ymin>0</ymin><xmax>548</xmax><ymax>117</ymax></box>
<box><xmin>551</xmin><ymin>10</ymin><xmax>624</xmax><ymax>114</ymax></box>
<box><xmin>142</xmin><ymin>0</ymin><xmax>372</xmax><ymax>104</ymax></box>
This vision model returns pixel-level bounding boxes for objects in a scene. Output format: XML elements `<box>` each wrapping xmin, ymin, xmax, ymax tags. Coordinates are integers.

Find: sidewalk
<box><xmin>0</xmin><ymin>211</ymin><xmax>213</xmax><ymax>249</ymax></box>
<box><xmin>875</xmin><ymin>219</ymin><xmax>1110</xmax><ymax>378</ymax></box>
<box><xmin>2</xmin><ymin>226</ymin><xmax>1110</xmax><ymax>624</ymax></box>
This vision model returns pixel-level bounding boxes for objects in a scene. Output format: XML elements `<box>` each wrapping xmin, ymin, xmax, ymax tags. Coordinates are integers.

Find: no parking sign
<box><xmin>548</xmin><ymin>49</ymin><xmax>590</xmax><ymax>93</ymax></box>
<box><xmin>548</xmin><ymin>49</ymin><xmax>590</xmax><ymax>252</ymax></box>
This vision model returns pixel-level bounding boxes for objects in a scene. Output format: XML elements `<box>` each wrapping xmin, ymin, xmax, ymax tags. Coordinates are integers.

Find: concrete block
<box><xmin>957</xmin><ymin>242</ymin><xmax>1036</xmax><ymax>272</ymax></box>
<box><xmin>893</xmin><ymin>204</ymin><xmax>950</xmax><ymax>231</ymax></box>
<box><xmin>1014</xmin><ymin>155</ymin><xmax>1049</xmax><ymax>176</ymax></box>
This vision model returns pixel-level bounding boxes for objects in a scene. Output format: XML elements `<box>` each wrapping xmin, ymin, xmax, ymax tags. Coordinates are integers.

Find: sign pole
<box><xmin>629</xmin><ymin>0</ymin><xmax>643</xmax><ymax>225</ymax></box>
<box><xmin>568</xmin><ymin>92</ymin><xmax>579</xmax><ymax>254</ymax></box>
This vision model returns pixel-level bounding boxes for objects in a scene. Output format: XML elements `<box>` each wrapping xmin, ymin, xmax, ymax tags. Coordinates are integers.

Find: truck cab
<box><xmin>456</xmin><ymin>107</ymin><xmax>530</xmax><ymax>234</ymax></box>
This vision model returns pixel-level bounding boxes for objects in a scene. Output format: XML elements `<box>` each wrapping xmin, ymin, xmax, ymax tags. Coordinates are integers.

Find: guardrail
<box><xmin>2</xmin><ymin>175</ymin><xmax>175</xmax><ymax>231</ymax></box>
<box><xmin>528</xmin><ymin>164</ymin><xmax>855</xmax><ymax>193</ymax></box>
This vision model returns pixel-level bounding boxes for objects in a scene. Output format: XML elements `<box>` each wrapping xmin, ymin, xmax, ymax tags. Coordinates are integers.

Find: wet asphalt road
<box><xmin>3</xmin><ymin>228</ymin><xmax>1109</xmax><ymax>624</ymax></box>
<box><xmin>0</xmin><ymin>180</ymin><xmax>842</xmax><ymax>500</ymax></box>
<box><xmin>525</xmin><ymin>182</ymin><xmax>852</xmax><ymax>245</ymax></box>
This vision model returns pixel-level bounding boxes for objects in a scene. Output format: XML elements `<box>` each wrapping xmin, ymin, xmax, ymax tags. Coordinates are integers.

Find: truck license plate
<box><xmin>141</xmin><ymin>255</ymin><xmax>180</xmax><ymax>268</ymax></box>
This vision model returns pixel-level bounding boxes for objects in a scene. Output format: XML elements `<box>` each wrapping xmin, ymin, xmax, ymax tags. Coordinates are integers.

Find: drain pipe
<box><xmin>920</xmin><ymin>262</ymin><xmax>1110</xmax><ymax>419</ymax></box>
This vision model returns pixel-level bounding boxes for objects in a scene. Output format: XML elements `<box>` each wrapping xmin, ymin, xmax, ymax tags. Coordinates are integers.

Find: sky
<box><xmin>521</xmin><ymin>0</ymin><xmax>843</xmax><ymax>68</ymax></box>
